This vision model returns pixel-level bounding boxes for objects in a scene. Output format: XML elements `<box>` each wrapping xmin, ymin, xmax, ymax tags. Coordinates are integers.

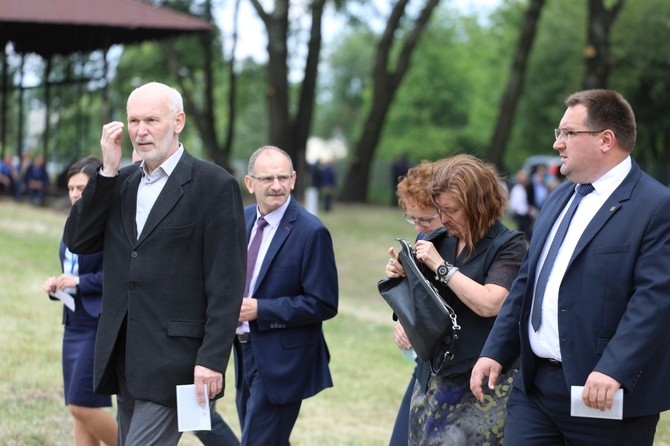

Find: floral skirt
<box><xmin>408</xmin><ymin>367</ymin><xmax>517</xmax><ymax>446</ymax></box>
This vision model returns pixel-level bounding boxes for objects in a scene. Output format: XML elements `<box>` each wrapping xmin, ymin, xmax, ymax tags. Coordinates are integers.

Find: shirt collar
<box><xmin>139</xmin><ymin>145</ymin><xmax>184</xmax><ymax>179</ymax></box>
<box><xmin>588</xmin><ymin>155</ymin><xmax>631</xmax><ymax>195</ymax></box>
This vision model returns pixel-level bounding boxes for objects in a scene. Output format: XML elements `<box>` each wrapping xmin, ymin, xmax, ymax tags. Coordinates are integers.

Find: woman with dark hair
<box><xmin>43</xmin><ymin>156</ymin><xmax>117</xmax><ymax>446</ymax></box>
<box><xmin>386</xmin><ymin>154</ymin><xmax>527</xmax><ymax>445</ymax></box>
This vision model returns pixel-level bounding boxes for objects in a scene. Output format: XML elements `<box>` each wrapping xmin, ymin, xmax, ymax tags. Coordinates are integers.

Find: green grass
<box><xmin>1</xmin><ymin>199</ymin><xmax>669</xmax><ymax>445</ymax></box>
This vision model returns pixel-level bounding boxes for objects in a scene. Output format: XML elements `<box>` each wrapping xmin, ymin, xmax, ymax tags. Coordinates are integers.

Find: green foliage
<box><xmin>4</xmin><ymin>0</ymin><xmax>670</xmax><ymax>195</ymax></box>
<box><xmin>314</xmin><ymin>27</ymin><xmax>376</xmax><ymax>142</ymax></box>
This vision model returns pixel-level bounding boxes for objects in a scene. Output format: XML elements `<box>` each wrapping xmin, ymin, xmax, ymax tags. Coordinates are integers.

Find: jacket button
<box><xmin>131</xmin><ymin>251</ymin><xmax>138</xmax><ymax>258</ymax></box>
<box><xmin>128</xmin><ymin>282</ymin><xmax>136</xmax><ymax>290</ymax></box>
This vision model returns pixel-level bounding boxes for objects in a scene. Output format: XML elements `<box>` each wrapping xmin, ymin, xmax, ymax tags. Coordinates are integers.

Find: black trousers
<box><xmin>504</xmin><ymin>360</ymin><xmax>658</xmax><ymax>446</ymax></box>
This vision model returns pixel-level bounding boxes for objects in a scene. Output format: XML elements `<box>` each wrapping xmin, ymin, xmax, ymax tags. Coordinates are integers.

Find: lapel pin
<box><xmin>610</xmin><ymin>206</ymin><xmax>617</xmax><ymax>212</ymax></box>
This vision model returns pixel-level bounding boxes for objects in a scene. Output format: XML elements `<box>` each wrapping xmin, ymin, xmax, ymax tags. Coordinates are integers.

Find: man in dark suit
<box><xmin>64</xmin><ymin>82</ymin><xmax>247</xmax><ymax>445</ymax></box>
<box><xmin>470</xmin><ymin>89</ymin><xmax>670</xmax><ymax>445</ymax></box>
<box><xmin>235</xmin><ymin>145</ymin><xmax>338</xmax><ymax>445</ymax></box>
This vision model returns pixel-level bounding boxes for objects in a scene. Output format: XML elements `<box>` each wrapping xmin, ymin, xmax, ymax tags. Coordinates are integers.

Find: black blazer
<box><xmin>64</xmin><ymin>150</ymin><xmax>247</xmax><ymax>407</ymax></box>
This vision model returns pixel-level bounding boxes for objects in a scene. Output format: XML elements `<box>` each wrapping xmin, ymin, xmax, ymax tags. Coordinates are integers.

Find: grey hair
<box><xmin>130</xmin><ymin>82</ymin><xmax>184</xmax><ymax>117</ymax></box>
<box><xmin>247</xmin><ymin>145</ymin><xmax>294</xmax><ymax>175</ymax></box>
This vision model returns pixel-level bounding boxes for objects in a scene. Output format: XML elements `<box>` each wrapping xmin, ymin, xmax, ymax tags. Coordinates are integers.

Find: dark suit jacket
<box><xmin>240</xmin><ymin>198</ymin><xmax>338</xmax><ymax>405</ymax></box>
<box><xmin>481</xmin><ymin>160</ymin><xmax>670</xmax><ymax>417</ymax></box>
<box><xmin>56</xmin><ymin>241</ymin><xmax>103</xmax><ymax>322</ymax></box>
<box><xmin>64</xmin><ymin>149</ymin><xmax>247</xmax><ymax>407</ymax></box>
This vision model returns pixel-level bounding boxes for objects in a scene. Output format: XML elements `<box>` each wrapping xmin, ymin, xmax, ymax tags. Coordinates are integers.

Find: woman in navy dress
<box><xmin>43</xmin><ymin>157</ymin><xmax>117</xmax><ymax>446</ymax></box>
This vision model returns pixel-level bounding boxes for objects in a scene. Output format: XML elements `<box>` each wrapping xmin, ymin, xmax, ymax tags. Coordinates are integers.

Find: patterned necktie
<box><xmin>244</xmin><ymin>217</ymin><xmax>269</xmax><ymax>297</ymax></box>
<box><xmin>531</xmin><ymin>183</ymin><xmax>595</xmax><ymax>331</ymax></box>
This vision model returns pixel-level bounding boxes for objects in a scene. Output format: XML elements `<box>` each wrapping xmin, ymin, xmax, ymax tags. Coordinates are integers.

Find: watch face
<box><xmin>437</xmin><ymin>264</ymin><xmax>449</xmax><ymax>277</ymax></box>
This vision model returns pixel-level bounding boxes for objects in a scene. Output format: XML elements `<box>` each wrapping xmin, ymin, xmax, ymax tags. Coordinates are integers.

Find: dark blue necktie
<box><xmin>531</xmin><ymin>184</ymin><xmax>594</xmax><ymax>331</ymax></box>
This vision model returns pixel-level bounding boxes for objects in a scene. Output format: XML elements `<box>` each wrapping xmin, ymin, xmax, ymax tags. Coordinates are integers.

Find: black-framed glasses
<box><xmin>554</xmin><ymin>128</ymin><xmax>606</xmax><ymax>142</ymax></box>
<box><xmin>250</xmin><ymin>173</ymin><xmax>294</xmax><ymax>185</ymax></box>
<box><xmin>404</xmin><ymin>213</ymin><xmax>439</xmax><ymax>227</ymax></box>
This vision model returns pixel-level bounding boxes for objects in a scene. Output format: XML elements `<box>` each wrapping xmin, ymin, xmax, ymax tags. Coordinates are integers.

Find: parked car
<box><xmin>521</xmin><ymin>154</ymin><xmax>562</xmax><ymax>175</ymax></box>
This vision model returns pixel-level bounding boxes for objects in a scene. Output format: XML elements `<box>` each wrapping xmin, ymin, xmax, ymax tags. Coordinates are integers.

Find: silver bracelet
<box><xmin>444</xmin><ymin>266</ymin><xmax>459</xmax><ymax>284</ymax></box>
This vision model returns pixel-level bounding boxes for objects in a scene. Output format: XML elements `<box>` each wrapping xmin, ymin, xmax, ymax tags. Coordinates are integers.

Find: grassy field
<box><xmin>1</xmin><ymin>199</ymin><xmax>669</xmax><ymax>445</ymax></box>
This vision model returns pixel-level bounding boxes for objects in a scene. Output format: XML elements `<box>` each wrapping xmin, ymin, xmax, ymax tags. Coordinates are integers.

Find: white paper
<box><xmin>570</xmin><ymin>385</ymin><xmax>623</xmax><ymax>420</ymax></box>
<box><xmin>400</xmin><ymin>348</ymin><xmax>417</xmax><ymax>363</ymax></box>
<box><xmin>176</xmin><ymin>384</ymin><xmax>211</xmax><ymax>432</ymax></box>
<box><xmin>49</xmin><ymin>289</ymin><xmax>75</xmax><ymax>311</ymax></box>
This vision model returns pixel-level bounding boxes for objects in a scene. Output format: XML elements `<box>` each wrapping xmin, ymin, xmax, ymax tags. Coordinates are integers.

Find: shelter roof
<box><xmin>0</xmin><ymin>0</ymin><xmax>213</xmax><ymax>57</ymax></box>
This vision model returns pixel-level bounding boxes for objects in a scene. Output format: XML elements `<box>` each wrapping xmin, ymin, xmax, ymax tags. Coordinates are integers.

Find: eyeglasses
<box><xmin>554</xmin><ymin>128</ymin><xmax>606</xmax><ymax>142</ymax></box>
<box><xmin>404</xmin><ymin>213</ymin><xmax>439</xmax><ymax>227</ymax></box>
<box><xmin>250</xmin><ymin>173</ymin><xmax>294</xmax><ymax>185</ymax></box>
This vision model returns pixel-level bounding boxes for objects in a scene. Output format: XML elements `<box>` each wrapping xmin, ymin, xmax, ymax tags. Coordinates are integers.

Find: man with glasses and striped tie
<box><xmin>471</xmin><ymin>89</ymin><xmax>670</xmax><ymax>446</ymax></box>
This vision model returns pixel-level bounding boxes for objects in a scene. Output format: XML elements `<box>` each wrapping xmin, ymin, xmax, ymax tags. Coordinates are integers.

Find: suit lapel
<box><xmin>121</xmin><ymin>167</ymin><xmax>142</xmax><ymax>246</ymax></box>
<box><xmin>137</xmin><ymin>151</ymin><xmax>192</xmax><ymax>245</ymax></box>
<box><xmin>253</xmin><ymin>200</ymin><xmax>297</xmax><ymax>293</ymax></box>
<box><xmin>568</xmin><ymin>162</ymin><xmax>639</xmax><ymax>264</ymax></box>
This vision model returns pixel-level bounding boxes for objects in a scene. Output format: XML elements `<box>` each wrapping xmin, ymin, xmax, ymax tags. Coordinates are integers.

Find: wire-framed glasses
<box><xmin>250</xmin><ymin>173</ymin><xmax>294</xmax><ymax>185</ymax></box>
<box><xmin>554</xmin><ymin>128</ymin><xmax>606</xmax><ymax>142</ymax></box>
<box><xmin>403</xmin><ymin>213</ymin><xmax>439</xmax><ymax>227</ymax></box>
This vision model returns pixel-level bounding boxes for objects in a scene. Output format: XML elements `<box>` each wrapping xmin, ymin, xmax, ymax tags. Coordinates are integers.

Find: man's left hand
<box><xmin>193</xmin><ymin>365</ymin><xmax>223</xmax><ymax>406</ymax></box>
<box><xmin>582</xmin><ymin>371</ymin><xmax>621</xmax><ymax>411</ymax></box>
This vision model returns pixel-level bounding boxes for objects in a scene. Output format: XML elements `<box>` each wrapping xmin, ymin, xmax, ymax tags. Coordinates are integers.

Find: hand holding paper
<box><xmin>49</xmin><ymin>289</ymin><xmax>76</xmax><ymax>311</ymax></box>
<box><xmin>177</xmin><ymin>384</ymin><xmax>211</xmax><ymax>432</ymax></box>
<box><xmin>571</xmin><ymin>386</ymin><xmax>623</xmax><ymax>420</ymax></box>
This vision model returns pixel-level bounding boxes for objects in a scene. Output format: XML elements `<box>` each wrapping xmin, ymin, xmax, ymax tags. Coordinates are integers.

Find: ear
<box><xmin>174</xmin><ymin>111</ymin><xmax>186</xmax><ymax>134</ymax></box>
<box><xmin>289</xmin><ymin>171</ymin><xmax>297</xmax><ymax>191</ymax></box>
<box><xmin>600</xmin><ymin>129</ymin><xmax>616</xmax><ymax>153</ymax></box>
<box><xmin>244</xmin><ymin>175</ymin><xmax>254</xmax><ymax>194</ymax></box>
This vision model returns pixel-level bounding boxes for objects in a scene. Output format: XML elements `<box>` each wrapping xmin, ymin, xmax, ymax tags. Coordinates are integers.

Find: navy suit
<box><xmin>235</xmin><ymin>197</ymin><xmax>338</xmax><ymax>444</ymax></box>
<box><xmin>481</xmin><ymin>160</ymin><xmax>670</xmax><ymax>442</ymax></box>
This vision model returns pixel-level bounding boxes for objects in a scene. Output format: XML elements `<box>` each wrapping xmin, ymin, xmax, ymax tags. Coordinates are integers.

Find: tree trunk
<box><xmin>582</xmin><ymin>0</ymin><xmax>625</xmax><ymax>90</ymax></box>
<box><xmin>252</xmin><ymin>0</ymin><xmax>325</xmax><ymax>197</ymax></box>
<box><xmin>339</xmin><ymin>0</ymin><xmax>440</xmax><ymax>203</ymax></box>
<box><xmin>223</xmin><ymin>0</ymin><xmax>242</xmax><ymax>170</ymax></box>
<box><xmin>485</xmin><ymin>0</ymin><xmax>545</xmax><ymax>172</ymax></box>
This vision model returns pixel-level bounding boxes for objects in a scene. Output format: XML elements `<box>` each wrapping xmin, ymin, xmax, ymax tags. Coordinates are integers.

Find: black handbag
<box><xmin>377</xmin><ymin>237</ymin><xmax>461</xmax><ymax>373</ymax></box>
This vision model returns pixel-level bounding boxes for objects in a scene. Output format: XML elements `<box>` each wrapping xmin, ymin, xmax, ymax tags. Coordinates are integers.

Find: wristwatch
<box><xmin>435</xmin><ymin>261</ymin><xmax>459</xmax><ymax>285</ymax></box>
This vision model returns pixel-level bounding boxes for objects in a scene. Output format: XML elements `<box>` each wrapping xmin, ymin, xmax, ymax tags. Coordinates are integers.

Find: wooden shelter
<box><xmin>0</xmin><ymin>0</ymin><xmax>213</xmax><ymax>158</ymax></box>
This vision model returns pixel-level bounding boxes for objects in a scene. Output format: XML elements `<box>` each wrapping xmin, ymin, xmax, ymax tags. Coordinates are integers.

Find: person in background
<box><xmin>64</xmin><ymin>82</ymin><xmax>247</xmax><ymax>445</ymax></box>
<box><xmin>387</xmin><ymin>160</ymin><xmax>443</xmax><ymax>446</ymax></box>
<box><xmin>529</xmin><ymin>163</ymin><xmax>549</xmax><ymax>210</ymax></box>
<box><xmin>236</xmin><ymin>145</ymin><xmax>338</xmax><ymax>445</ymax></box>
<box><xmin>390</xmin><ymin>154</ymin><xmax>411</xmax><ymax>206</ymax></box>
<box><xmin>42</xmin><ymin>156</ymin><xmax>118</xmax><ymax>446</ymax></box>
<box><xmin>319</xmin><ymin>159</ymin><xmax>337</xmax><ymax>212</ymax></box>
<box><xmin>386</xmin><ymin>154</ymin><xmax>526</xmax><ymax>445</ymax></box>
<box><xmin>471</xmin><ymin>89</ymin><xmax>670</xmax><ymax>445</ymax></box>
<box><xmin>24</xmin><ymin>153</ymin><xmax>49</xmax><ymax>205</ymax></box>
<box><xmin>509</xmin><ymin>169</ymin><xmax>535</xmax><ymax>241</ymax></box>
<box><xmin>0</xmin><ymin>153</ymin><xmax>21</xmax><ymax>200</ymax></box>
